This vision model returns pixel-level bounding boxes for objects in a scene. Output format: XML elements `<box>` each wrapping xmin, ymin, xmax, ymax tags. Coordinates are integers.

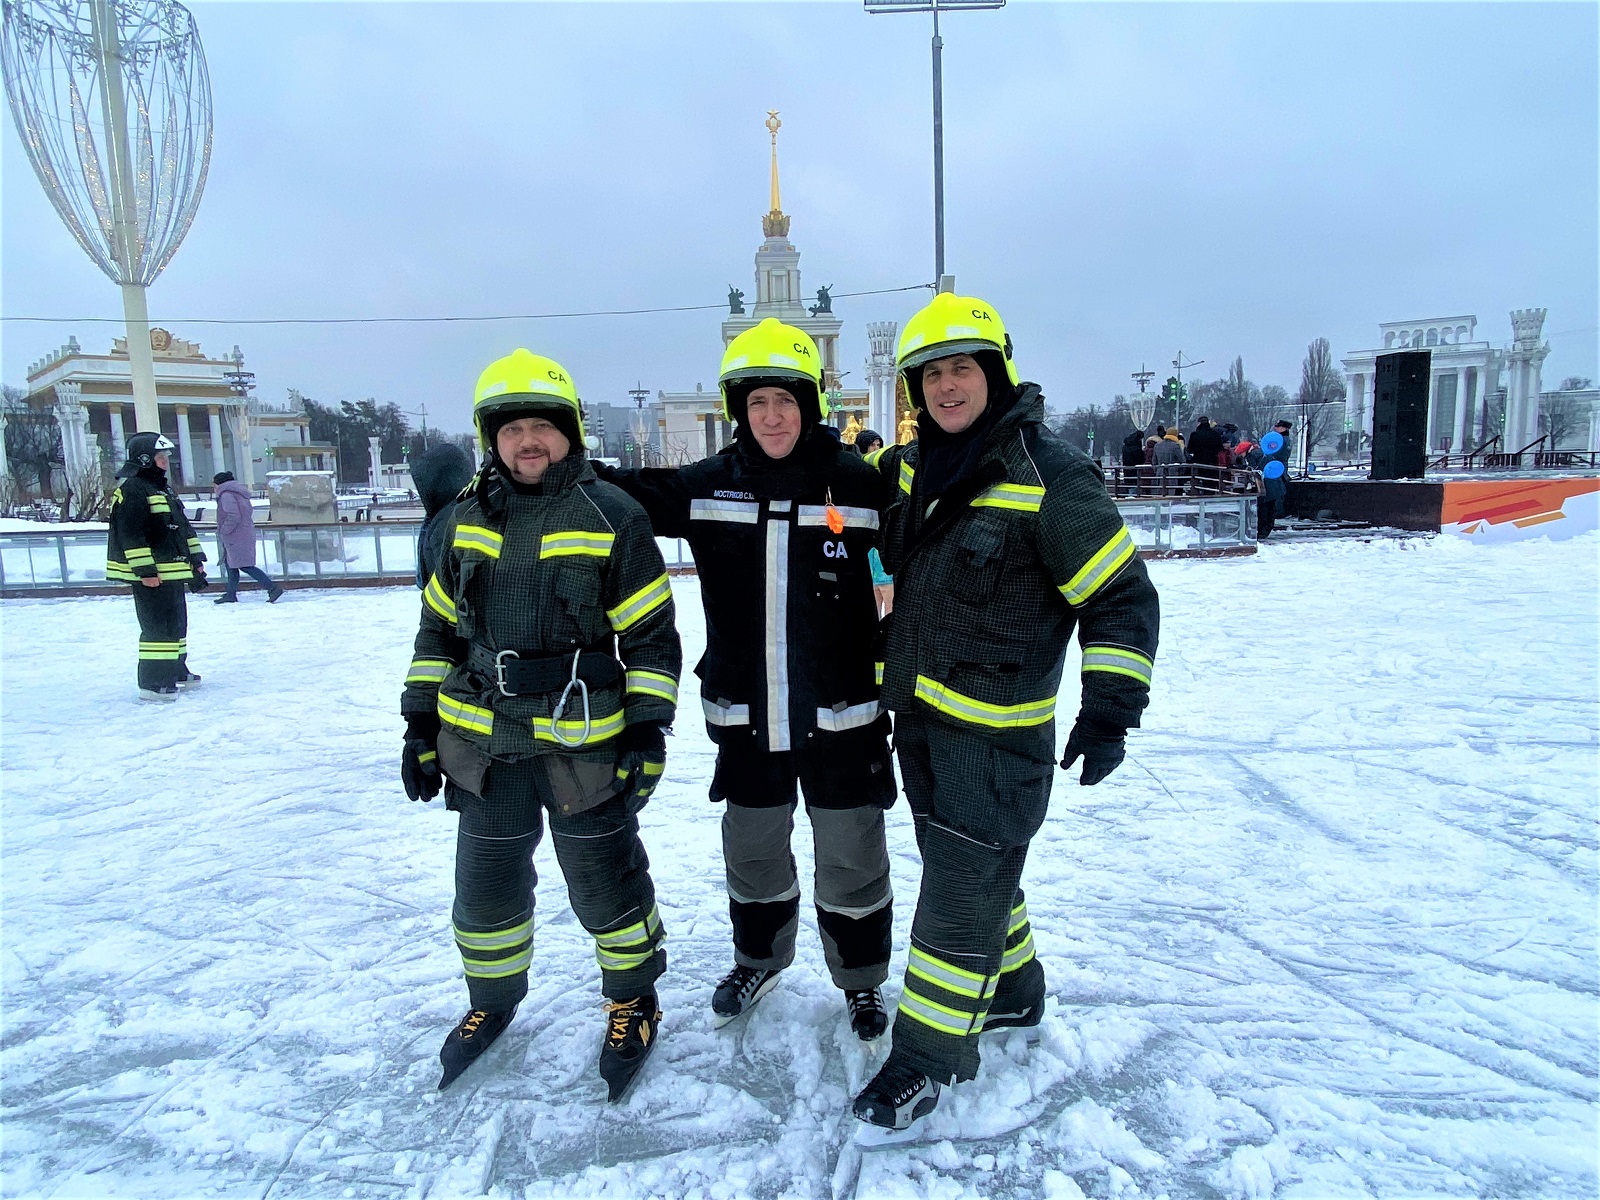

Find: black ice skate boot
<box><xmin>984</xmin><ymin>957</ymin><xmax>1046</xmax><ymax>1034</ymax></box>
<box><xmin>845</xmin><ymin>987</ymin><xmax>887</xmax><ymax>1041</ymax></box>
<box><xmin>711</xmin><ymin>965</ymin><xmax>782</xmax><ymax>1027</ymax></box>
<box><xmin>852</xmin><ymin>1058</ymin><xmax>942</xmax><ymax>1146</ymax></box>
<box><xmin>598</xmin><ymin>993</ymin><xmax>661</xmax><ymax>1103</ymax></box>
<box><xmin>438</xmin><ymin>1005</ymin><xmax>517</xmax><ymax>1090</ymax></box>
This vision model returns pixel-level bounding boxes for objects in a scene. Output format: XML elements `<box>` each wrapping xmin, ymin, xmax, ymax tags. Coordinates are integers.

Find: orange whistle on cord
<box><xmin>826</xmin><ymin>506</ymin><xmax>845</xmax><ymax>534</ymax></box>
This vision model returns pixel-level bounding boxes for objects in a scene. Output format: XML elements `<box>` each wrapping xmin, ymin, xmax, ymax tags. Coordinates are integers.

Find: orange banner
<box><xmin>1441</xmin><ymin>478</ymin><xmax>1600</xmax><ymax>541</ymax></box>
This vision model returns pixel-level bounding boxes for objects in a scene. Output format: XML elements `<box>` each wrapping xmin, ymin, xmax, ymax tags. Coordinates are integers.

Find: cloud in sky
<box><xmin>5</xmin><ymin>1</ymin><xmax>1595</xmax><ymax>437</ymax></box>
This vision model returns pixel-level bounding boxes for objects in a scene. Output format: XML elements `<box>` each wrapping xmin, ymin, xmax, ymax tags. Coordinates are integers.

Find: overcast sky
<box><xmin>5</xmin><ymin>1</ymin><xmax>1596</xmax><ymax>437</ymax></box>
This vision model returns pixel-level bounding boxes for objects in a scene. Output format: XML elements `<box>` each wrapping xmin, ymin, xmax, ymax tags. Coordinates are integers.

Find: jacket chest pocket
<box><xmin>949</xmin><ymin>518</ymin><xmax>1006</xmax><ymax>604</ymax></box>
<box><xmin>553</xmin><ymin>563</ymin><xmax>602</xmax><ymax>644</ymax></box>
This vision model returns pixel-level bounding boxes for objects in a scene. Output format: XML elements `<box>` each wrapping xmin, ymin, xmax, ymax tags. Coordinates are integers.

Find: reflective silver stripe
<box><xmin>797</xmin><ymin>505</ymin><xmax>880</xmax><ymax>530</ymax></box>
<box><xmin>406</xmin><ymin>658</ymin><xmax>452</xmax><ymax>685</ymax></box>
<box><xmin>461</xmin><ymin>947</ymin><xmax>534</xmax><ymax>978</ymax></box>
<box><xmin>701</xmin><ymin>697</ymin><xmax>751</xmax><ymax>726</ymax></box>
<box><xmin>816</xmin><ymin>892</ymin><xmax>892</xmax><ymax>919</ymax></box>
<box><xmin>728</xmin><ymin>881</ymin><xmax>802</xmax><ymax>905</ymax></box>
<box><xmin>690</xmin><ymin>498</ymin><xmax>759</xmax><ymax>523</ymax></box>
<box><xmin>1000</xmin><ymin>932</ymin><xmax>1036</xmax><ymax>972</ymax></box>
<box><xmin>907</xmin><ymin>946</ymin><xmax>995</xmax><ymax>1000</ymax></box>
<box><xmin>625</xmin><ymin>669</ymin><xmax>679</xmax><ymax>704</ymax></box>
<box><xmin>769</xmin><ymin>500</ymin><xmax>792</xmax><ymax>513</ymax></box>
<box><xmin>897</xmin><ymin>990</ymin><xmax>980</xmax><ymax>1036</ymax></box>
<box><xmin>765</xmin><ymin>515</ymin><xmax>791</xmax><ymax>751</ymax></box>
<box><xmin>1060</xmin><ymin>526</ymin><xmax>1137</xmax><ymax>607</ymax></box>
<box><xmin>455</xmin><ymin>919</ymin><xmax>532</xmax><ymax>951</ymax></box>
<box><xmin>1082</xmin><ymin>646</ymin><xmax>1154</xmax><ymax>685</ymax></box>
<box><xmin>815</xmin><ymin>699</ymin><xmax>882</xmax><ymax>732</ymax></box>
<box><xmin>607</xmin><ymin>573</ymin><xmax>671</xmax><ymax>631</ymax></box>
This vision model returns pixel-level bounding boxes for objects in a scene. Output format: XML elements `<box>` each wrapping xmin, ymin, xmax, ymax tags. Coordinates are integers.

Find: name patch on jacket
<box><xmin>713</xmin><ymin>490</ymin><xmax>755</xmax><ymax>501</ymax></box>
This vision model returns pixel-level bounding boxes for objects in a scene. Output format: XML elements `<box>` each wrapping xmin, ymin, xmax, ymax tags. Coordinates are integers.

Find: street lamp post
<box><xmin>865</xmin><ymin>0</ymin><xmax>1005</xmax><ymax>285</ymax></box>
<box><xmin>1172</xmin><ymin>351</ymin><xmax>1203</xmax><ymax>428</ymax></box>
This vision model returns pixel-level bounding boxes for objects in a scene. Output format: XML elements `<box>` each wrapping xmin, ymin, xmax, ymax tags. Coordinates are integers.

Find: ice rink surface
<box><xmin>2</xmin><ymin>533</ymin><xmax>1596</xmax><ymax>1200</ymax></box>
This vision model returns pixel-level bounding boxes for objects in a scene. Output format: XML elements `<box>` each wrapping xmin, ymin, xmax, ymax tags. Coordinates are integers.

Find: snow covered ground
<box><xmin>2</xmin><ymin>534</ymin><xmax>1596</xmax><ymax>1200</ymax></box>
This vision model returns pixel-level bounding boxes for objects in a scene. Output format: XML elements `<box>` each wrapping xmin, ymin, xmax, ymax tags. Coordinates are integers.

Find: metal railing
<box><xmin>1104</xmin><ymin>463</ymin><xmax>1262</xmax><ymax>499</ymax></box>
<box><xmin>0</xmin><ymin>521</ymin><xmax>693</xmax><ymax>594</ymax></box>
<box><xmin>1116</xmin><ymin>493</ymin><xmax>1257</xmax><ymax>555</ymax></box>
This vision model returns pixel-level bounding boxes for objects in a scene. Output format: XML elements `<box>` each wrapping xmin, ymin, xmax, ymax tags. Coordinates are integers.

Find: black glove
<box><xmin>187</xmin><ymin>573</ymin><xmax>210</xmax><ymax>594</ymax></box>
<box><xmin>614</xmin><ymin>721</ymin><xmax>667</xmax><ymax>810</ymax></box>
<box><xmin>402</xmin><ymin>712</ymin><xmax>442</xmax><ymax>802</ymax></box>
<box><xmin>1060</xmin><ymin>717</ymin><xmax>1127</xmax><ymax>786</ymax></box>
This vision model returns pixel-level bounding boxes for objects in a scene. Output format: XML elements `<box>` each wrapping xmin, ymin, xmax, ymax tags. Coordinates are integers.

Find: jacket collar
<box><xmin>478</xmin><ymin>454</ymin><xmax>594</xmax><ymax>516</ymax></box>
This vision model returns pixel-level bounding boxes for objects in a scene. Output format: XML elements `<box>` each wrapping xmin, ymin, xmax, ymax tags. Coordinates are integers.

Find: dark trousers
<box><xmin>888</xmin><ymin>712</ymin><xmax>1051</xmax><ymax>1084</ymax></box>
<box><xmin>448</xmin><ymin>758</ymin><xmax>666</xmax><ymax>1013</ymax></box>
<box><xmin>131</xmin><ymin>582</ymin><xmax>188</xmax><ymax>689</ymax></box>
<box><xmin>1257</xmin><ymin>494</ymin><xmax>1279</xmax><ymax>539</ymax></box>
<box><xmin>223</xmin><ymin>564</ymin><xmax>275</xmax><ymax>597</ymax></box>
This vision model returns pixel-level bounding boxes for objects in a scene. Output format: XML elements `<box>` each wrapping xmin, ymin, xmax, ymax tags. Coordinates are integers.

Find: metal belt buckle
<box><xmin>495</xmin><ymin>649</ymin><xmax>520</xmax><ymax>697</ymax></box>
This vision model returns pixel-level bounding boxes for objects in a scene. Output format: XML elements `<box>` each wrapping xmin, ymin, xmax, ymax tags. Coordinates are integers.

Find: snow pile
<box><xmin>1</xmin><ymin>534</ymin><xmax>1595</xmax><ymax>1198</ymax></box>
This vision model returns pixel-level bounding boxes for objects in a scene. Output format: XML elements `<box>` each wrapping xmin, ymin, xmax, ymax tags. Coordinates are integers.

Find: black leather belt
<box><xmin>467</xmin><ymin>645</ymin><xmax>621</xmax><ymax>697</ymax></box>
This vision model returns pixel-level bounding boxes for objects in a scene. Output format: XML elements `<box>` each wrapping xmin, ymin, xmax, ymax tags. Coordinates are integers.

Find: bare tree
<box><xmin>1559</xmin><ymin>376</ymin><xmax>1593</xmax><ymax>391</ymax></box>
<box><xmin>1296</xmin><ymin>337</ymin><xmax>1347</xmax><ymax>457</ymax></box>
<box><xmin>1538</xmin><ymin>392</ymin><xmax>1583</xmax><ymax>449</ymax></box>
<box><xmin>65</xmin><ymin>461</ymin><xmax>113</xmax><ymax>521</ymax></box>
<box><xmin>3</xmin><ymin>396</ymin><xmax>63</xmax><ymax>499</ymax></box>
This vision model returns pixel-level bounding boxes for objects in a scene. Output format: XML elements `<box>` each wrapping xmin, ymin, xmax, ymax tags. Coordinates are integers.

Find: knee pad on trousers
<box><xmin>816</xmin><ymin>903</ymin><xmax>893</xmax><ymax>972</ymax></box>
<box><xmin>729</xmin><ymin>894</ymin><xmax>799</xmax><ymax>961</ymax></box>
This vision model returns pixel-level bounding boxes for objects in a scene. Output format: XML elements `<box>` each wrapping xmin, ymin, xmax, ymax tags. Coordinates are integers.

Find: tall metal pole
<box><xmin>89</xmin><ymin>0</ymin><xmax>160</xmax><ymax>433</ymax></box>
<box><xmin>931</xmin><ymin>3</ymin><xmax>944</xmax><ymax>283</ymax></box>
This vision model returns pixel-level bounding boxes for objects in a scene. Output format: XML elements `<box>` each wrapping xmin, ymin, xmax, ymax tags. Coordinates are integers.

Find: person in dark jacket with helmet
<box><xmin>853</xmin><ymin>294</ymin><xmax>1160</xmax><ymax>1138</ymax></box>
<box><xmin>410</xmin><ymin>442</ymin><xmax>476</xmax><ymax>588</ymax></box>
<box><xmin>105</xmin><ymin>432</ymin><xmax>209</xmax><ymax>701</ymax></box>
<box><xmin>593</xmin><ymin>318</ymin><xmax>897</xmax><ymax>1042</ymax></box>
<box><xmin>400</xmin><ymin>350</ymin><xmax>682</xmax><ymax>1101</ymax></box>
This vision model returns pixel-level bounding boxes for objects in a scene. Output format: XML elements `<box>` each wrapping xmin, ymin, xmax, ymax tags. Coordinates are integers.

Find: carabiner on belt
<box><xmin>549</xmin><ymin>648</ymin><xmax>592</xmax><ymax>747</ymax></box>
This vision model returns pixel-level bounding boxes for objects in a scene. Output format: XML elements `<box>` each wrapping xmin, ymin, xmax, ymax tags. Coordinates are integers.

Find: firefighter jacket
<box><xmin>401</xmin><ymin>456</ymin><xmax>681</xmax><ymax>759</ymax></box>
<box><xmin>106</xmin><ymin>468</ymin><xmax>206</xmax><ymax>583</ymax></box>
<box><xmin>593</xmin><ymin>427</ymin><xmax>890</xmax><ymax>755</ymax></box>
<box><xmin>869</xmin><ymin>385</ymin><xmax>1159</xmax><ymax>737</ymax></box>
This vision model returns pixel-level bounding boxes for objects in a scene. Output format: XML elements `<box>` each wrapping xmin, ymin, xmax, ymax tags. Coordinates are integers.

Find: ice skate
<box><xmin>852</xmin><ymin>1059</ymin><xmax>942</xmax><ymax>1148</ymax></box>
<box><xmin>137</xmin><ymin>685</ymin><xmax>179</xmax><ymax>703</ymax></box>
<box><xmin>598</xmin><ymin>993</ymin><xmax>661</xmax><ymax>1103</ymax></box>
<box><xmin>437</xmin><ymin>1005</ymin><xmax>516</xmax><ymax>1090</ymax></box>
<box><xmin>845</xmin><ymin>987</ymin><xmax>887</xmax><ymax>1041</ymax></box>
<box><xmin>175</xmin><ymin>671</ymin><xmax>202</xmax><ymax>689</ymax></box>
<box><xmin>711</xmin><ymin>965</ymin><xmax>781</xmax><ymax>1027</ymax></box>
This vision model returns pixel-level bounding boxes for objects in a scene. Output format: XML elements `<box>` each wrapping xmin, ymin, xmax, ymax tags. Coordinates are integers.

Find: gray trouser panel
<box><xmin>723</xmin><ymin>801</ymin><xmax>892</xmax><ymax>989</ymax></box>
<box><xmin>451</xmin><ymin>757</ymin><xmax>666</xmax><ymax>1012</ymax></box>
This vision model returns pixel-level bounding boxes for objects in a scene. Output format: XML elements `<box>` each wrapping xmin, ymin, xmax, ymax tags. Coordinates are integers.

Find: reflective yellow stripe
<box><xmin>1082</xmin><ymin>646</ymin><xmax>1153</xmax><ymax>685</ymax></box>
<box><xmin>125</xmin><ymin>546</ymin><xmax>155</xmax><ymax>560</ymax></box>
<box><xmin>897</xmin><ymin>990</ymin><xmax>983</xmax><ymax>1037</ymax></box>
<box><xmin>863</xmin><ymin>446</ymin><xmax>888</xmax><ymax>469</ymax></box>
<box><xmin>423</xmin><ymin>573</ymin><xmax>458</xmax><ymax>624</ymax></box>
<box><xmin>914</xmin><ymin>675</ymin><xmax>1056</xmax><ymax>729</ymax></box>
<box><xmin>461</xmin><ymin>947</ymin><xmax>534</xmax><ymax>978</ymax></box>
<box><xmin>594</xmin><ymin>905</ymin><xmax>664</xmax><ymax>970</ymax></box>
<box><xmin>540</xmin><ymin>530</ymin><xmax>616</xmax><ymax>559</ymax></box>
<box><xmin>106</xmin><ymin>562</ymin><xmax>139</xmax><ymax>580</ymax></box>
<box><xmin>972</xmin><ymin>483</ymin><xmax>1045</xmax><ymax>512</ymax></box>
<box><xmin>624</xmin><ymin>669</ymin><xmax>679</xmax><ymax>704</ymax></box>
<box><xmin>1007</xmin><ymin>903</ymin><xmax>1029</xmax><ymax>937</ymax></box>
<box><xmin>907</xmin><ymin>946</ymin><xmax>995</xmax><ymax>999</ymax></box>
<box><xmin>418</xmin><ymin>750</ymin><xmax>437</xmax><ymax>765</ymax></box>
<box><xmin>452</xmin><ymin>525</ymin><xmax>503</xmax><ymax>559</ymax></box>
<box><xmin>1000</xmin><ymin>932</ymin><xmax>1036</xmax><ymax>973</ymax></box>
<box><xmin>186</xmin><ymin>538</ymin><xmax>204</xmax><ymax>553</ymax></box>
<box><xmin>1060</xmin><ymin>526</ymin><xmax>1137</xmax><ymax>607</ymax></box>
<box><xmin>594</xmin><ymin>905</ymin><xmax>662</xmax><ymax>949</ymax></box>
<box><xmin>406</xmin><ymin>658</ymin><xmax>453</xmax><ymax>685</ymax></box>
<box><xmin>438</xmin><ymin>694</ymin><xmax>493</xmax><ymax>736</ymax></box>
<box><xmin>607</xmin><ymin>573</ymin><xmax>671</xmax><ymax>632</ymax></box>
<box><xmin>898</xmin><ymin>460</ymin><xmax>915</xmax><ymax>495</ymax></box>
<box><xmin>146</xmin><ymin>497</ymin><xmax>171</xmax><ymax>512</ymax></box>
<box><xmin>531</xmin><ymin>707</ymin><xmax>626</xmax><ymax>745</ymax></box>
<box><xmin>154</xmin><ymin>562</ymin><xmax>194</xmax><ymax>578</ymax></box>
<box><xmin>138</xmin><ymin>641</ymin><xmax>184</xmax><ymax>660</ymax></box>
<box><xmin>455</xmin><ymin>919</ymin><xmax>532</xmax><ymax>951</ymax></box>
<box><xmin>874</xmin><ymin>661</ymin><xmax>884</xmax><ymax>687</ymax></box>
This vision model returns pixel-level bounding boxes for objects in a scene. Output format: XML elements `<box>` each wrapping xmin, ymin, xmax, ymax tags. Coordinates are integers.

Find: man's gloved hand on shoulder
<box><xmin>1060</xmin><ymin>717</ymin><xmax>1127</xmax><ymax>786</ymax></box>
<box><xmin>402</xmin><ymin>711</ymin><xmax>443</xmax><ymax>802</ymax></box>
<box><xmin>614</xmin><ymin>720</ymin><xmax>667</xmax><ymax>810</ymax></box>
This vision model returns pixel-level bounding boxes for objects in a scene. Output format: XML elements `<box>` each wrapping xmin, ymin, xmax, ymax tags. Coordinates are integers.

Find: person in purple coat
<box><xmin>212</xmin><ymin>472</ymin><xmax>283</xmax><ymax>603</ymax></box>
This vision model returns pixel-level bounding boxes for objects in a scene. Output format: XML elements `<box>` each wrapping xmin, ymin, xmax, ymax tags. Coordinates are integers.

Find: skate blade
<box><xmin>853</xmin><ymin>1120</ymin><xmax>929</xmax><ymax>1151</ymax></box>
<box><xmin>603</xmin><ymin>1040</ymin><xmax>658</xmax><ymax>1104</ymax></box>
